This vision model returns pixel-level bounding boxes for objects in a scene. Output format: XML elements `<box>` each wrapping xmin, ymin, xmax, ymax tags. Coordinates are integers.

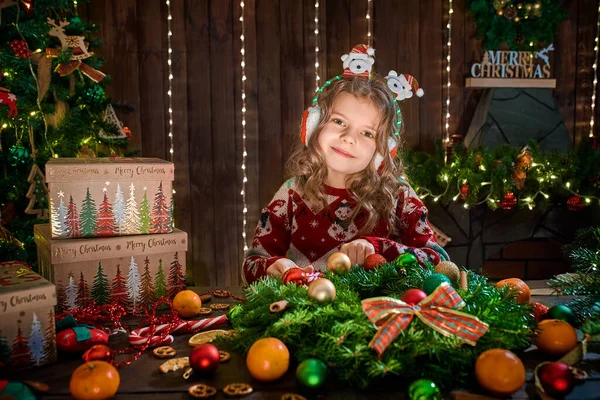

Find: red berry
<box><xmin>531</xmin><ymin>301</ymin><xmax>549</xmax><ymax>321</ymax></box>
<box><xmin>363</xmin><ymin>254</ymin><xmax>387</xmax><ymax>271</ymax></box>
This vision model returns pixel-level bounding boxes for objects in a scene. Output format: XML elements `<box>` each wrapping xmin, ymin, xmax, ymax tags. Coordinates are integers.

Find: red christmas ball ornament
<box><xmin>189</xmin><ymin>344</ymin><xmax>220</xmax><ymax>374</ymax></box>
<box><xmin>82</xmin><ymin>344</ymin><xmax>114</xmax><ymax>363</ymax></box>
<box><xmin>567</xmin><ymin>195</ymin><xmax>585</xmax><ymax>211</ymax></box>
<box><xmin>537</xmin><ymin>362</ymin><xmax>574</xmax><ymax>397</ymax></box>
<box><xmin>282</xmin><ymin>267</ymin><xmax>309</xmax><ymax>285</ymax></box>
<box><xmin>499</xmin><ymin>192</ymin><xmax>517</xmax><ymax>210</ymax></box>
<box><xmin>400</xmin><ymin>288</ymin><xmax>427</xmax><ymax>305</ymax></box>
<box><xmin>460</xmin><ymin>184</ymin><xmax>469</xmax><ymax>200</ymax></box>
<box><xmin>123</xmin><ymin>126</ymin><xmax>132</xmax><ymax>139</ymax></box>
<box><xmin>56</xmin><ymin>327</ymin><xmax>109</xmax><ymax>352</ymax></box>
<box><xmin>363</xmin><ymin>254</ymin><xmax>386</xmax><ymax>271</ymax></box>
<box><xmin>10</xmin><ymin>39</ymin><xmax>31</xmax><ymax>58</ymax></box>
<box><xmin>530</xmin><ymin>301</ymin><xmax>549</xmax><ymax>321</ymax></box>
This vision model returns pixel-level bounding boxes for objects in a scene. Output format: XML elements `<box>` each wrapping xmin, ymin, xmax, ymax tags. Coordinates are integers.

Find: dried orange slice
<box><xmin>187</xmin><ymin>329</ymin><xmax>234</xmax><ymax>347</ymax></box>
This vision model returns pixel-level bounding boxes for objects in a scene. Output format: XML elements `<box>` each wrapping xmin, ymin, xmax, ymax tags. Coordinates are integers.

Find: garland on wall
<box><xmin>403</xmin><ymin>140</ymin><xmax>600</xmax><ymax>211</ymax></box>
<box><xmin>467</xmin><ymin>0</ymin><xmax>567</xmax><ymax>50</ymax></box>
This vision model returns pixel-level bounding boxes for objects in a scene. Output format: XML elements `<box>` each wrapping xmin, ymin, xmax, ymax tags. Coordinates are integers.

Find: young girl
<box><xmin>242</xmin><ymin>46</ymin><xmax>449</xmax><ymax>284</ymax></box>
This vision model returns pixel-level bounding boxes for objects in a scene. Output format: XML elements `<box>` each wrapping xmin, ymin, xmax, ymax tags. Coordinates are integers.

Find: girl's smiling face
<box><xmin>317</xmin><ymin>92</ymin><xmax>380</xmax><ymax>188</ymax></box>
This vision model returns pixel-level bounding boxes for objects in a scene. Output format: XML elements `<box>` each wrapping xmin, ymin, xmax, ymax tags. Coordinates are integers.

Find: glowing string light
<box><xmin>366</xmin><ymin>0</ymin><xmax>372</xmax><ymax>47</ymax></box>
<box><xmin>240</xmin><ymin>0</ymin><xmax>249</xmax><ymax>252</ymax></box>
<box><xmin>444</xmin><ymin>0</ymin><xmax>453</xmax><ymax>162</ymax></box>
<box><xmin>166</xmin><ymin>0</ymin><xmax>174</xmax><ymax>161</ymax></box>
<box><xmin>314</xmin><ymin>0</ymin><xmax>320</xmax><ymax>91</ymax></box>
<box><xmin>589</xmin><ymin>2</ymin><xmax>600</xmax><ymax>138</ymax></box>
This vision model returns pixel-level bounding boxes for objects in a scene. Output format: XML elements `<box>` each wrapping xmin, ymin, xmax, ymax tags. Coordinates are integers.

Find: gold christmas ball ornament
<box><xmin>434</xmin><ymin>261</ymin><xmax>460</xmax><ymax>283</ymax></box>
<box><xmin>307</xmin><ymin>278</ymin><xmax>336</xmax><ymax>305</ymax></box>
<box><xmin>326</xmin><ymin>252</ymin><xmax>352</xmax><ymax>275</ymax></box>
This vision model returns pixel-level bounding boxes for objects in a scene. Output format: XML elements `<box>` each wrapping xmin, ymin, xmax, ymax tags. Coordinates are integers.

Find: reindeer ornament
<box><xmin>47</xmin><ymin>18</ymin><xmax>93</xmax><ymax>60</ymax></box>
<box><xmin>0</xmin><ymin>87</ymin><xmax>18</xmax><ymax>118</ymax></box>
<box><xmin>45</xmin><ymin>18</ymin><xmax>105</xmax><ymax>82</ymax></box>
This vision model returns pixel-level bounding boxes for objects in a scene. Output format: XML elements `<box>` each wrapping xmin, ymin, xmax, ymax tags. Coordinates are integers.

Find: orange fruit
<box><xmin>533</xmin><ymin>319</ymin><xmax>578</xmax><ymax>356</ymax></box>
<box><xmin>496</xmin><ymin>278</ymin><xmax>531</xmax><ymax>304</ymax></box>
<box><xmin>172</xmin><ymin>290</ymin><xmax>202</xmax><ymax>318</ymax></box>
<box><xmin>70</xmin><ymin>360</ymin><xmax>120</xmax><ymax>400</ymax></box>
<box><xmin>246</xmin><ymin>337</ymin><xmax>290</xmax><ymax>381</ymax></box>
<box><xmin>475</xmin><ymin>349</ymin><xmax>526</xmax><ymax>396</ymax></box>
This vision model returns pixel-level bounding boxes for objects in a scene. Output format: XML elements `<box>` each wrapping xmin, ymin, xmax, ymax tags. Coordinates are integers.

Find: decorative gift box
<box><xmin>0</xmin><ymin>261</ymin><xmax>57</xmax><ymax>369</ymax></box>
<box><xmin>45</xmin><ymin>157</ymin><xmax>174</xmax><ymax>239</ymax></box>
<box><xmin>34</xmin><ymin>224</ymin><xmax>187</xmax><ymax>313</ymax></box>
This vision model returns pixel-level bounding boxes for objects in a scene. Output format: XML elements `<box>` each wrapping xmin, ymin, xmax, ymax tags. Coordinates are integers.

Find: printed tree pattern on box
<box><xmin>76</xmin><ymin>271</ymin><xmax>90</xmax><ymax>308</ymax></box>
<box><xmin>140</xmin><ymin>257</ymin><xmax>156</xmax><ymax>309</ymax></box>
<box><xmin>66</xmin><ymin>195</ymin><xmax>81</xmax><ymax>238</ymax></box>
<box><xmin>126</xmin><ymin>256</ymin><xmax>142</xmax><ymax>312</ymax></box>
<box><xmin>139</xmin><ymin>189</ymin><xmax>151</xmax><ymax>234</ymax></box>
<box><xmin>124</xmin><ymin>183</ymin><xmax>141</xmax><ymax>234</ymax></box>
<box><xmin>91</xmin><ymin>263</ymin><xmax>110</xmax><ymax>305</ymax></box>
<box><xmin>0</xmin><ymin>330</ymin><xmax>10</xmax><ymax>367</ymax></box>
<box><xmin>110</xmin><ymin>264</ymin><xmax>128</xmax><ymax>304</ymax></box>
<box><xmin>150</xmin><ymin>182</ymin><xmax>171</xmax><ymax>233</ymax></box>
<box><xmin>56</xmin><ymin>280</ymin><xmax>67</xmax><ymax>313</ymax></box>
<box><xmin>10</xmin><ymin>320</ymin><xmax>30</xmax><ymax>369</ymax></box>
<box><xmin>154</xmin><ymin>259</ymin><xmax>167</xmax><ymax>300</ymax></box>
<box><xmin>80</xmin><ymin>188</ymin><xmax>98</xmax><ymax>237</ymax></box>
<box><xmin>51</xmin><ymin>194</ymin><xmax>68</xmax><ymax>238</ymax></box>
<box><xmin>43</xmin><ymin>308</ymin><xmax>56</xmax><ymax>364</ymax></box>
<box><xmin>168</xmin><ymin>252</ymin><xmax>185</xmax><ymax>298</ymax></box>
<box><xmin>65</xmin><ymin>273</ymin><xmax>78</xmax><ymax>311</ymax></box>
<box><xmin>97</xmin><ymin>191</ymin><xmax>116</xmax><ymax>237</ymax></box>
<box><xmin>113</xmin><ymin>183</ymin><xmax>125</xmax><ymax>235</ymax></box>
<box><xmin>29</xmin><ymin>312</ymin><xmax>45</xmax><ymax>366</ymax></box>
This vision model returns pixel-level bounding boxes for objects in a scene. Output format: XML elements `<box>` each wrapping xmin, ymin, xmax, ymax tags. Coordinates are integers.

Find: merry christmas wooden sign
<box><xmin>466</xmin><ymin>44</ymin><xmax>556</xmax><ymax>88</ymax></box>
<box><xmin>45</xmin><ymin>157</ymin><xmax>174</xmax><ymax>239</ymax></box>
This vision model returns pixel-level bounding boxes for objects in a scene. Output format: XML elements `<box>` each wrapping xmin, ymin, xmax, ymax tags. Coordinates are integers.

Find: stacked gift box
<box><xmin>34</xmin><ymin>157</ymin><xmax>188</xmax><ymax>314</ymax></box>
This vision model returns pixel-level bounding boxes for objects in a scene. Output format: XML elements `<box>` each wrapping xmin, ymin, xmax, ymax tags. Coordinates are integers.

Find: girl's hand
<box><xmin>266</xmin><ymin>258</ymin><xmax>314</xmax><ymax>277</ymax></box>
<box><xmin>340</xmin><ymin>239</ymin><xmax>375</xmax><ymax>266</ymax></box>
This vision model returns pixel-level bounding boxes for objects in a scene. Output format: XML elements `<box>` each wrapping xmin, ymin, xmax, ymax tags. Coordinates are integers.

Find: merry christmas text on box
<box><xmin>34</xmin><ymin>224</ymin><xmax>187</xmax><ymax>313</ymax></box>
<box><xmin>45</xmin><ymin>157</ymin><xmax>174</xmax><ymax>239</ymax></box>
<box><xmin>0</xmin><ymin>261</ymin><xmax>57</xmax><ymax>370</ymax></box>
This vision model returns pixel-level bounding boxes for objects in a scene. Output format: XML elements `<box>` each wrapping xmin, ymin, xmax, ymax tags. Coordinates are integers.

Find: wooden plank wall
<box><xmin>82</xmin><ymin>0</ymin><xmax>600</xmax><ymax>286</ymax></box>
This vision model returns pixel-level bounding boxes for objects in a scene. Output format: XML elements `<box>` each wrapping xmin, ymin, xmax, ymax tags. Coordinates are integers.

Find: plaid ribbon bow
<box><xmin>362</xmin><ymin>282</ymin><xmax>489</xmax><ymax>356</ymax></box>
<box><xmin>45</xmin><ymin>47</ymin><xmax>106</xmax><ymax>82</ymax></box>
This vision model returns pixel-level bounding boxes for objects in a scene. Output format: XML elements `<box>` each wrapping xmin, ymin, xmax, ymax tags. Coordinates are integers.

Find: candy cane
<box><xmin>128</xmin><ymin>315</ymin><xmax>228</xmax><ymax>347</ymax></box>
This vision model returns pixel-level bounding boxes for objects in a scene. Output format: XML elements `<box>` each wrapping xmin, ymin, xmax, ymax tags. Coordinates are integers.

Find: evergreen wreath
<box><xmin>225</xmin><ymin>262</ymin><xmax>535</xmax><ymax>389</ymax></box>
<box><xmin>467</xmin><ymin>0</ymin><xmax>567</xmax><ymax>50</ymax></box>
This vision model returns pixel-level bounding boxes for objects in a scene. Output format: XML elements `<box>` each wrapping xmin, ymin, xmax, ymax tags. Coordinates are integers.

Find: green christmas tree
<box><xmin>80</xmin><ymin>188</ymin><xmax>98</xmax><ymax>237</ymax></box>
<box><xmin>91</xmin><ymin>263</ymin><xmax>109</xmax><ymax>305</ymax></box>
<box><xmin>0</xmin><ymin>0</ymin><xmax>131</xmax><ymax>264</ymax></box>
<box><xmin>139</xmin><ymin>189</ymin><xmax>151</xmax><ymax>234</ymax></box>
<box><xmin>154</xmin><ymin>258</ymin><xmax>168</xmax><ymax>300</ymax></box>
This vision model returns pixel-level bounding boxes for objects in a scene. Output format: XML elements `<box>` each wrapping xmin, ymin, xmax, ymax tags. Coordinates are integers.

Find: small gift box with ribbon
<box><xmin>362</xmin><ymin>282</ymin><xmax>489</xmax><ymax>356</ymax></box>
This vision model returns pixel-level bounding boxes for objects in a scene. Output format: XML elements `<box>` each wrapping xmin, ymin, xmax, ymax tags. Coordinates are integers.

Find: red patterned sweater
<box><xmin>242</xmin><ymin>178</ymin><xmax>449</xmax><ymax>284</ymax></box>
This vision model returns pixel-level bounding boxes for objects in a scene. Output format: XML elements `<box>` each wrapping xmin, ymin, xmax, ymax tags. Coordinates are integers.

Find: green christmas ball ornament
<box><xmin>395</xmin><ymin>252</ymin><xmax>418</xmax><ymax>268</ymax></box>
<box><xmin>547</xmin><ymin>304</ymin><xmax>575</xmax><ymax>324</ymax></box>
<box><xmin>69</xmin><ymin>16</ymin><xmax>84</xmax><ymax>31</ymax></box>
<box><xmin>296</xmin><ymin>358</ymin><xmax>328</xmax><ymax>388</ymax></box>
<box><xmin>408</xmin><ymin>379</ymin><xmax>442</xmax><ymax>400</ymax></box>
<box><xmin>83</xmin><ymin>85</ymin><xmax>106</xmax><ymax>105</ymax></box>
<box><xmin>9</xmin><ymin>143</ymin><xmax>30</xmax><ymax>166</ymax></box>
<box><xmin>422</xmin><ymin>273</ymin><xmax>451</xmax><ymax>295</ymax></box>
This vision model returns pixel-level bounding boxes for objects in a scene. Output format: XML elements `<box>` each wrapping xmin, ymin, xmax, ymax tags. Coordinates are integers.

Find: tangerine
<box><xmin>173</xmin><ymin>290</ymin><xmax>202</xmax><ymax>318</ymax></box>
<box><xmin>246</xmin><ymin>337</ymin><xmax>290</xmax><ymax>381</ymax></box>
<box><xmin>70</xmin><ymin>360</ymin><xmax>120</xmax><ymax>400</ymax></box>
<box><xmin>475</xmin><ymin>349</ymin><xmax>525</xmax><ymax>396</ymax></box>
<box><xmin>533</xmin><ymin>319</ymin><xmax>578</xmax><ymax>356</ymax></box>
<box><xmin>496</xmin><ymin>278</ymin><xmax>531</xmax><ymax>304</ymax></box>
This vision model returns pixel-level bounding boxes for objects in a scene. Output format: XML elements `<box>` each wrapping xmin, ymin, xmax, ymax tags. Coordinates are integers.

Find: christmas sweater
<box><xmin>242</xmin><ymin>178</ymin><xmax>449</xmax><ymax>284</ymax></box>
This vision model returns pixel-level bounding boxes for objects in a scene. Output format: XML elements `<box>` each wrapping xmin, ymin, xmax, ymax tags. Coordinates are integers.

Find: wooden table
<box><xmin>6</xmin><ymin>284</ymin><xmax>600</xmax><ymax>399</ymax></box>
